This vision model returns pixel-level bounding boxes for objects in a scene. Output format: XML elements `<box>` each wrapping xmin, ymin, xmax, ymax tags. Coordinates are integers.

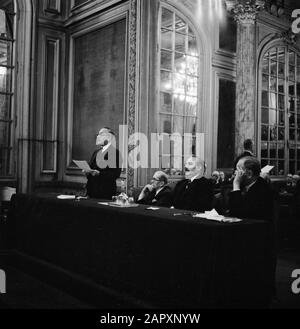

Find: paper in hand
<box><xmin>73</xmin><ymin>160</ymin><xmax>92</xmax><ymax>171</ymax></box>
<box><xmin>261</xmin><ymin>165</ymin><xmax>274</xmax><ymax>174</ymax></box>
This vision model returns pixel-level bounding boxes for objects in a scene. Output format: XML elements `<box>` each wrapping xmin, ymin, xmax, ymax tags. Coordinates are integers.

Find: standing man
<box><xmin>171</xmin><ymin>157</ymin><xmax>214</xmax><ymax>212</ymax></box>
<box><xmin>233</xmin><ymin>139</ymin><xmax>254</xmax><ymax>170</ymax></box>
<box><xmin>84</xmin><ymin>127</ymin><xmax>121</xmax><ymax>199</ymax></box>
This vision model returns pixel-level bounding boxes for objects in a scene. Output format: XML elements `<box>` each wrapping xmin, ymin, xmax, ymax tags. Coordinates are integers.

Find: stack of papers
<box><xmin>73</xmin><ymin>160</ymin><xmax>92</xmax><ymax>171</ymax></box>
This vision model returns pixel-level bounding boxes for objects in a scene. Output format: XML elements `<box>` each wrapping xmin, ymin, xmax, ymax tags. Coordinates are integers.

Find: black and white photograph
<box><xmin>0</xmin><ymin>0</ymin><xmax>300</xmax><ymax>318</ymax></box>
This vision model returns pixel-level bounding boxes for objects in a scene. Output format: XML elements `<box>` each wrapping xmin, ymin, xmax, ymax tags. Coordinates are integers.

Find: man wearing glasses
<box><xmin>137</xmin><ymin>171</ymin><xmax>172</xmax><ymax>207</ymax></box>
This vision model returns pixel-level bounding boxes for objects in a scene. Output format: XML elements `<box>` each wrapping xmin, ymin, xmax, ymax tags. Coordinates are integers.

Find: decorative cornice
<box><xmin>270</xmin><ymin>28</ymin><xmax>300</xmax><ymax>46</ymax></box>
<box><xmin>226</xmin><ymin>0</ymin><xmax>265</xmax><ymax>24</ymax></box>
<box><xmin>280</xmin><ymin>29</ymin><xmax>299</xmax><ymax>46</ymax></box>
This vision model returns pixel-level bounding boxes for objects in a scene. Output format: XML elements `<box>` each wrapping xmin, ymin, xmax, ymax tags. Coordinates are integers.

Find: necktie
<box><xmin>185</xmin><ymin>179</ymin><xmax>191</xmax><ymax>189</ymax></box>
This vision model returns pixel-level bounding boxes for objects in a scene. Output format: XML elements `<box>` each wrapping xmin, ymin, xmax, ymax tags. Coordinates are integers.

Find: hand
<box><xmin>82</xmin><ymin>169</ymin><xmax>100</xmax><ymax>176</ymax></box>
<box><xmin>138</xmin><ymin>184</ymin><xmax>154</xmax><ymax>201</ymax></box>
<box><xmin>91</xmin><ymin>170</ymin><xmax>100</xmax><ymax>176</ymax></box>
<box><xmin>143</xmin><ymin>184</ymin><xmax>155</xmax><ymax>193</ymax></box>
<box><xmin>233</xmin><ymin>169</ymin><xmax>244</xmax><ymax>191</ymax></box>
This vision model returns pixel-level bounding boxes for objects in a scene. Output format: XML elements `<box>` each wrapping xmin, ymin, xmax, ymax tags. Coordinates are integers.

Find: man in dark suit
<box><xmin>84</xmin><ymin>127</ymin><xmax>121</xmax><ymax>200</ymax></box>
<box><xmin>233</xmin><ymin>139</ymin><xmax>254</xmax><ymax>170</ymax></box>
<box><xmin>137</xmin><ymin>171</ymin><xmax>172</xmax><ymax>207</ymax></box>
<box><xmin>229</xmin><ymin>156</ymin><xmax>274</xmax><ymax>221</ymax></box>
<box><xmin>172</xmin><ymin>157</ymin><xmax>214</xmax><ymax>212</ymax></box>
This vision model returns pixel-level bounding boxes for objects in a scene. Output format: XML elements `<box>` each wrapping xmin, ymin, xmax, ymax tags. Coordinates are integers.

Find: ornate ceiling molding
<box><xmin>275</xmin><ymin>28</ymin><xmax>299</xmax><ymax>46</ymax></box>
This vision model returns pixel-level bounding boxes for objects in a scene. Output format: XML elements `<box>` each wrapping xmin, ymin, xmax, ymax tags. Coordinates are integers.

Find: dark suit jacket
<box><xmin>137</xmin><ymin>185</ymin><xmax>172</xmax><ymax>207</ymax></box>
<box><xmin>172</xmin><ymin>177</ymin><xmax>214</xmax><ymax>212</ymax></box>
<box><xmin>86</xmin><ymin>146</ymin><xmax>122</xmax><ymax>199</ymax></box>
<box><xmin>229</xmin><ymin>177</ymin><xmax>274</xmax><ymax>221</ymax></box>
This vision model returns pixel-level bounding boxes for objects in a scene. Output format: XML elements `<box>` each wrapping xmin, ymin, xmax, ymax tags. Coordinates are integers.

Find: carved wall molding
<box><xmin>226</xmin><ymin>1</ymin><xmax>265</xmax><ymax>154</ymax></box>
<box><xmin>127</xmin><ymin>0</ymin><xmax>138</xmax><ymax>190</ymax></box>
<box><xmin>263</xmin><ymin>29</ymin><xmax>300</xmax><ymax>47</ymax></box>
<box><xmin>279</xmin><ymin>28</ymin><xmax>299</xmax><ymax>46</ymax></box>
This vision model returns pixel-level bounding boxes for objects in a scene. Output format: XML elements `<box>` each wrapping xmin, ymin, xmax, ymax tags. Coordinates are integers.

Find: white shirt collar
<box><xmin>190</xmin><ymin>174</ymin><xmax>201</xmax><ymax>182</ymax></box>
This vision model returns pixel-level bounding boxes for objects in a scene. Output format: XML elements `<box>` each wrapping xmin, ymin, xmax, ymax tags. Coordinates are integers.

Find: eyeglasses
<box><xmin>151</xmin><ymin>177</ymin><xmax>161</xmax><ymax>182</ymax></box>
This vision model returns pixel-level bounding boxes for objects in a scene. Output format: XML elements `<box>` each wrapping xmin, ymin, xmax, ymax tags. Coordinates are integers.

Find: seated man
<box><xmin>211</xmin><ymin>170</ymin><xmax>221</xmax><ymax>190</ymax></box>
<box><xmin>229</xmin><ymin>156</ymin><xmax>274</xmax><ymax>221</ymax></box>
<box><xmin>137</xmin><ymin>171</ymin><xmax>172</xmax><ymax>207</ymax></box>
<box><xmin>171</xmin><ymin>157</ymin><xmax>214</xmax><ymax>212</ymax></box>
<box><xmin>219</xmin><ymin>171</ymin><xmax>228</xmax><ymax>186</ymax></box>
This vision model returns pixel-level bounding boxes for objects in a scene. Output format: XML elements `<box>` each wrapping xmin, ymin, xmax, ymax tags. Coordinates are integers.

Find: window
<box><xmin>260</xmin><ymin>46</ymin><xmax>300</xmax><ymax>176</ymax></box>
<box><xmin>0</xmin><ymin>1</ymin><xmax>15</xmax><ymax>177</ymax></box>
<box><xmin>159</xmin><ymin>6</ymin><xmax>199</xmax><ymax>175</ymax></box>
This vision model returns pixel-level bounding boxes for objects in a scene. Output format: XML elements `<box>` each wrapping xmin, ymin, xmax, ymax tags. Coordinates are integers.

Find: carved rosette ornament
<box><xmin>226</xmin><ymin>0</ymin><xmax>265</xmax><ymax>24</ymax></box>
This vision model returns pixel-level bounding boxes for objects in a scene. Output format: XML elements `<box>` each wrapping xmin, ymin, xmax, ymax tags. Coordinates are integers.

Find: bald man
<box><xmin>229</xmin><ymin>156</ymin><xmax>274</xmax><ymax>221</ymax></box>
<box><xmin>171</xmin><ymin>157</ymin><xmax>214</xmax><ymax>212</ymax></box>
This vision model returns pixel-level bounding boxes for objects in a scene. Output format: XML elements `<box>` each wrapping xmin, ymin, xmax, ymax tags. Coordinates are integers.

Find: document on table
<box><xmin>193</xmin><ymin>209</ymin><xmax>224</xmax><ymax>221</ymax></box>
<box><xmin>57</xmin><ymin>195</ymin><xmax>76</xmax><ymax>200</ymax></box>
<box><xmin>73</xmin><ymin>160</ymin><xmax>91</xmax><ymax>171</ymax></box>
<box><xmin>261</xmin><ymin>165</ymin><xmax>274</xmax><ymax>174</ymax></box>
<box><xmin>192</xmin><ymin>209</ymin><xmax>242</xmax><ymax>223</ymax></box>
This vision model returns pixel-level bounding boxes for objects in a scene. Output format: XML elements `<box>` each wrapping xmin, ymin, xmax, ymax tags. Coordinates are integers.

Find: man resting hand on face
<box><xmin>229</xmin><ymin>156</ymin><xmax>274</xmax><ymax>221</ymax></box>
<box><xmin>137</xmin><ymin>171</ymin><xmax>172</xmax><ymax>207</ymax></box>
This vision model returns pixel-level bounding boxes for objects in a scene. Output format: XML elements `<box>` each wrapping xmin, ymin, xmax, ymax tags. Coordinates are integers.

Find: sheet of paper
<box><xmin>98</xmin><ymin>202</ymin><xmax>109</xmax><ymax>206</ymax></box>
<box><xmin>73</xmin><ymin>160</ymin><xmax>92</xmax><ymax>171</ymax></box>
<box><xmin>57</xmin><ymin>195</ymin><xmax>76</xmax><ymax>200</ymax></box>
<box><xmin>146</xmin><ymin>207</ymin><xmax>160</xmax><ymax>211</ymax></box>
<box><xmin>193</xmin><ymin>209</ymin><xmax>224</xmax><ymax>222</ymax></box>
<box><xmin>261</xmin><ymin>165</ymin><xmax>274</xmax><ymax>174</ymax></box>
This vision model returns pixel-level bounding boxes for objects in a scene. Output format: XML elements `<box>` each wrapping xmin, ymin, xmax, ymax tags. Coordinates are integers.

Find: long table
<box><xmin>6</xmin><ymin>193</ymin><xmax>275</xmax><ymax>308</ymax></box>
